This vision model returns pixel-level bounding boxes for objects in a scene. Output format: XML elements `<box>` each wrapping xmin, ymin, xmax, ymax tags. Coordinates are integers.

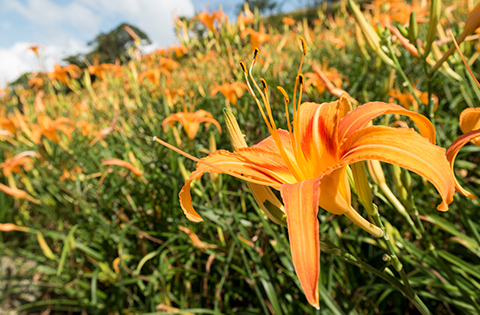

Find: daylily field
<box><xmin>2</xmin><ymin>0</ymin><xmax>480</xmax><ymax>314</ymax></box>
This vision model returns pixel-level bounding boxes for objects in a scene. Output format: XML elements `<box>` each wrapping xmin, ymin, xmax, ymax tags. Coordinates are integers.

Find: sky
<box><xmin>0</xmin><ymin>0</ymin><xmax>308</xmax><ymax>85</ymax></box>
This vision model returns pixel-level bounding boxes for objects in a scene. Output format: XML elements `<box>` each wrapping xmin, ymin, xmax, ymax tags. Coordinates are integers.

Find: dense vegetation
<box><xmin>1</xmin><ymin>1</ymin><xmax>480</xmax><ymax>314</ymax></box>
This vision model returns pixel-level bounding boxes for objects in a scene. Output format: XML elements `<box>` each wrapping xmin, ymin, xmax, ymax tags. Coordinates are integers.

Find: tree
<box><xmin>237</xmin><ymin>0</ymin><xmax>282</xmax><ymax>15</ymax></box>
<box><xmin>63</xmin><ymin>23</ymin><xmax>151</xmax><ymax>67</ymax></box>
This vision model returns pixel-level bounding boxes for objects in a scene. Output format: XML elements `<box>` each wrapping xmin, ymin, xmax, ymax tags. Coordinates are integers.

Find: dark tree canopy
<box><xmin>64</xmin><ymin>23</ymin><xmax>151</xmax><ymax>67</ymax></box>
<box><xmin>237</xmin><ymin>0</ymin><xmax>282</xmax><ymax>15</ymax></box>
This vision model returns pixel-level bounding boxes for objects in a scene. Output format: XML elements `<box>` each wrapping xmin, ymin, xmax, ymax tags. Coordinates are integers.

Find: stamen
<box><xmin>239</xmin><ymin>61</ymin><xmax>248</xmax><ymax>77</ymax></box>
<box><xmin>300</xmin><ymin>36</ymin><xmax>307</xmax><ymax>56</ymax></box>
<box><xmin>245</xmin><ymin>50</ymin><xmax>304</xmax><ymax>181</ymax></box>
<box><xmin>253</xmin><ymin>47</ymin><xmax>259</xmax><ymax>65</ymax></box>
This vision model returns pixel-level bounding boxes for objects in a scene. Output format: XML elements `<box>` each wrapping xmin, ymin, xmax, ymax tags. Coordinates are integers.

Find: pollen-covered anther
<box><xmin>299</xmin><ymin>36</ymin><xmax>307</xmax><ymax>56</ymax></box>
<box><xmin>298</xmin><ymin>74</ymin><xmax>304</xmax><ymax>86</ymax></box>
<box><xmin>239</xmin><ymin>61</ymin><xmax>248</xmax><ymax>76</ymax></box>
<box><xmin>260</xmin><ymin>78</ymin><xmax>268</xmax><ymax>93</ymax></box>
<box><xmin>253</xmin><ymin>47</ymin><xmax>259</xmax><ymax>64</ymax></box>
<box><xmin>277</xmin><ymin>86</ymin><xmax>289</xmax><ymax>103</ymax></box>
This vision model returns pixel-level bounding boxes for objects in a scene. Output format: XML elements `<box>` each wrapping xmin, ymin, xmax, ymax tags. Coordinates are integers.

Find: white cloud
<box><xmin>4</xmin><ymin>0</ymin><xmax>101</xmax><ymax>32</ymax></box>
<box><xmin>0</xmin><ymin>40</ymin><xmax>88</xmax><ymax>85</ymax></box>
<box><xmin>78</xmin><ymin>0</ymin><xmax>196</xmax><ymax>47</ymax></box>
<box><xmin>0</xmin><ymin>0</ymin><xmax>195</xmax><ymax>83</ymax></box>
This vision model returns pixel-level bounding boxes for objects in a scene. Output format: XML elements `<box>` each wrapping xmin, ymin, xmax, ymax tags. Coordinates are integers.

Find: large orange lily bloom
<box><xmin>446</xmin><ymin>108</ymin><xmax>480</xmax><ymax>199</ymax></box>
<box><xmin>158</xmin><ymin>43</ymin><xmax>455</xmax><ymax>307</ymax></box>
<box><xmin>162</xmin><ymin>110</ymin><xmax>222</xmax><ymax>140</ymax></box>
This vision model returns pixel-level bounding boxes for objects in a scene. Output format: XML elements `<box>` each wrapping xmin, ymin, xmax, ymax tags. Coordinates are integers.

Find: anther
<box><xmin>298</xmin><ymin>74</ymin><xmax>304</xmax><ymax>85</ymax></box>
<box><xmin>277</xmin><ymin>86</ymin><xmax>289</xmax><ymax>103</ymax></box>
<box><xmin>299</xmin><ymin>37</ymin><xmax>307</xmax><ymax>56</ymax></box>
<box><xmin>260</xmin><ymin>78</ymin><xmax>268</xmax><ymax>92</ymax></box>
<box><xmin>253</xmin><ymin>48</ymin><xmax>259</xmax><ymax>64</ymax></box>
<box><xmin>239</xmin><ymin>61</ymin><xmax>247</xmax><ymax>75</ymax></box>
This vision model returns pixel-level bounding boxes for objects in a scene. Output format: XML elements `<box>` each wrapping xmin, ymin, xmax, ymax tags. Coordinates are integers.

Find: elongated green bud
<box><xmin>424</xmin><ymin>0</ymin><xmax>441</xmax><ymax>57</ymax></box>
<box><xmin>224</xmin><ymin>109</ymin><xmax>286</xmax><ymax>226</ymax></box>
<box><xmin>392</xmin><ymin>165</ymin><xmax>408</xmax><ymax>203</ymax></box>
<box><xmin>408</xmin><ymin>11</ymin><xmax>418</xmax><ymax>45</ymax></box>
<box><xmin>348</xmin><ymin>0</ymin><xmax>394</xmax><ymax>67</ymax></box>
<box><xmin>351</xmin><ymin>162</ymin><xmax>377</xmax><ymax>216</ymax></box>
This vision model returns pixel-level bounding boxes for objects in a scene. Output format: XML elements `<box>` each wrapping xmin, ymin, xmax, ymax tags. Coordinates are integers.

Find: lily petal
<box><xmin>280</xmin><ymin>177</ymin><xmax>321</xmax><ymax>309</ymax></box>
<box><xmin>340</xmin><ymin>126</ymin><xmax>455</xmax><ymax>211</ymax></box>
<box><xmin>339</xmin><ymin>102</ymin><xmax>436</xmax><ymax>144</ymax></box>
<box><xmin>446</xmin><ymin>128</ymin><xmax>480</xmax><ymax>199</ymax></box>
<box><xmin>459</xmin><ymin>108</ymin><xmax>480</xmax><ymax>146</ymax></box>
<box><xmin>180</xmin><ymin>148</ymin><xmax>297</xmax><ymax>222</ymax></box>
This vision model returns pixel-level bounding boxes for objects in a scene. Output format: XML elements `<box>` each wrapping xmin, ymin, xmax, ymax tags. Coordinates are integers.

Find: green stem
<box><xmin>386</xmin><ymin>38</ymin><xmax>423</xmax><ymax>108</ymax></box>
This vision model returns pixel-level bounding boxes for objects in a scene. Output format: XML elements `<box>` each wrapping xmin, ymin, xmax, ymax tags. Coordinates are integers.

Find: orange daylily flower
<box><xmin>138</xmin><ymin>68</ymin><xmax>169</xmax><ymax>86</ymax></box>
<box><xmin>162</xmin><ymin>110</ymin><xmax>222</xmax><ymax>140</ymax></box>
<box><xmin>388</xmin><ymin>87</ymin><xmax>438</xmax><ymax>112</ymax></box>
<box><xmin>156</xmin><ymin>43</ymin><xmax>456</xmax><ymax>308</ymax></box>
<box><xmin>446</xmin><ymin>108</ymin><xmax>480</xmax><ymax>199</ymax></box>
<box><xmin>48</xmin><ymin>64</ymin><xmax>81</xmax><ymax>85</ymax></box>
<box><xmin>35</xmin><ymin>116</ymin><xmax>74</xmax><ymax>143</ymax></box>
<box><xmin>211</xmin><ymin>82</ymin><xmax>248</xmax><ymax>106</ymax></box>
<box><xmin>169</xmin><ymin>45</ymin><xmax>188</xmax><ymax>58</ymax></box>
<box><xmin>304</xmin><ymin>67</ymin><xmax>344</xmax><ymax>96</ymax></box>
<box><xmin>237</xmin><ymin>3</ymin><xmax>254</xmax><ymax>30</ymax></box>
<box><xmin>241</xmin><ymin>28</ymin><xmax>271</xmax><ymax>48</ymax></box>
<box><xmin>311</xmin><ymin>63</ymin><xmax>357</xmax><ymax>105</ymax></box>
<box><xmin>388</xmin><ymin>1</ymin><xmax>428</xmax><ymax>24</ymax></box>
<box><xmin>0</xmin><ymin>151</ymin><xmax>37</xmax><ymax>177</ymax></box>
<box><xmin>102</xmin><ymin>158</ymin><xmax>143</xmax><ymax>177</ymax></box>
<box><xmin>196</xmin><ymin>10</ymin><xmax>228</xmax><ymax>32</ymax></box>
<box><xmin>88</xmin><ymin>56</ymin><xmax>123</xmax><ymax>80</ymax></box>
<box><xmin>27</xmin><ymin>44</ymin><xmax>42</xmax><ymax>56</ymax></box>
<box><xmin>28</xmin><ymin>75</ymin><xmax>44</xmax><ymax>90</ymax></box>
<box><xmin>282</xmin><ymin>17</ymin><xmax>296</xmax><ymax>26</ymax></box>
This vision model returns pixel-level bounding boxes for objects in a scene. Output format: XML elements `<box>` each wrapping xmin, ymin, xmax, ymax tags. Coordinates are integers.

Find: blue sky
<box><xmin>0</xmin><ymin>0</ymin><xmax>306</xmax><ymax>84</ymax></box>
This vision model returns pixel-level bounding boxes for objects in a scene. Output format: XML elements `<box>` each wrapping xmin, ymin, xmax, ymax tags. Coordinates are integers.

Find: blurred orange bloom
<box><xmin>35</xmin><ymin>116</ymin><xmax>74</xmax><ymax>143</ymax></box>
<box><xmin>28</xmin><ymin>76</ymin><xmax>44</xmax><ymax>89</ymax></box>
<box><xmin>282</xmin><ymin>17</ymin><xmax>296</xmax><ymax>26</ymax></box>
<box><xmin>102</xmin><ymin>158</ymin><xmax>143</xmax><ymax>177</ymax></box>
<box><xmin>211</xmin><ymin>82</ymin><xmax>248</xmax><ymax>106</ymax></box>
<box><xmin>27</xmin><ymin>44</ymin><xmax>41</xmax><ymax>56</ymax></box>
<box><xmin>170</xmin><ymin>45</ymin><xmax>188</xmax><ymax>58</ymax></box>
<box><xmin>48</xmin><ymin>64</ymin><xmax>81</xmax><ymax>85</ymax></box>
<box><xmin>162</xmin><ymin>109</ymin><xmax>222</xmax><ymax>140</ymax></box>
<box><xmin>388</xmin><ymin>87</ymin><xmax>438</xmax><ymax>112</ymax></box>
<box><xmin>304</xmin><ymin>67</ymin><xmax>344</xmax><ymax>96</ymax></box>
<box><xmin>237</xmin><ymin>3</ymin><xmax>254</xmax><ymax>30</ymax></box>
<box><xmin>195</xmin><ymin>10</ymin><xmax>227</xmax><ymax>32</ymax></box>
<box><xmin>241</xmin><ymin>28</ymin><xmax>271</xmax><ymax>48</ymax></box>
<box><xmin>0</xmin><ymin>151</ymin><xmax>37</xmax><ymax>177</ymax></box>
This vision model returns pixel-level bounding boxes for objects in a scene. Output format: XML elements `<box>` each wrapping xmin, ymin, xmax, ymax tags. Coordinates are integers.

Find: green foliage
<box><xmin>1</xmin><ymin>1</ymin><xmax>480</xmax><ymax>314</ymax></box>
